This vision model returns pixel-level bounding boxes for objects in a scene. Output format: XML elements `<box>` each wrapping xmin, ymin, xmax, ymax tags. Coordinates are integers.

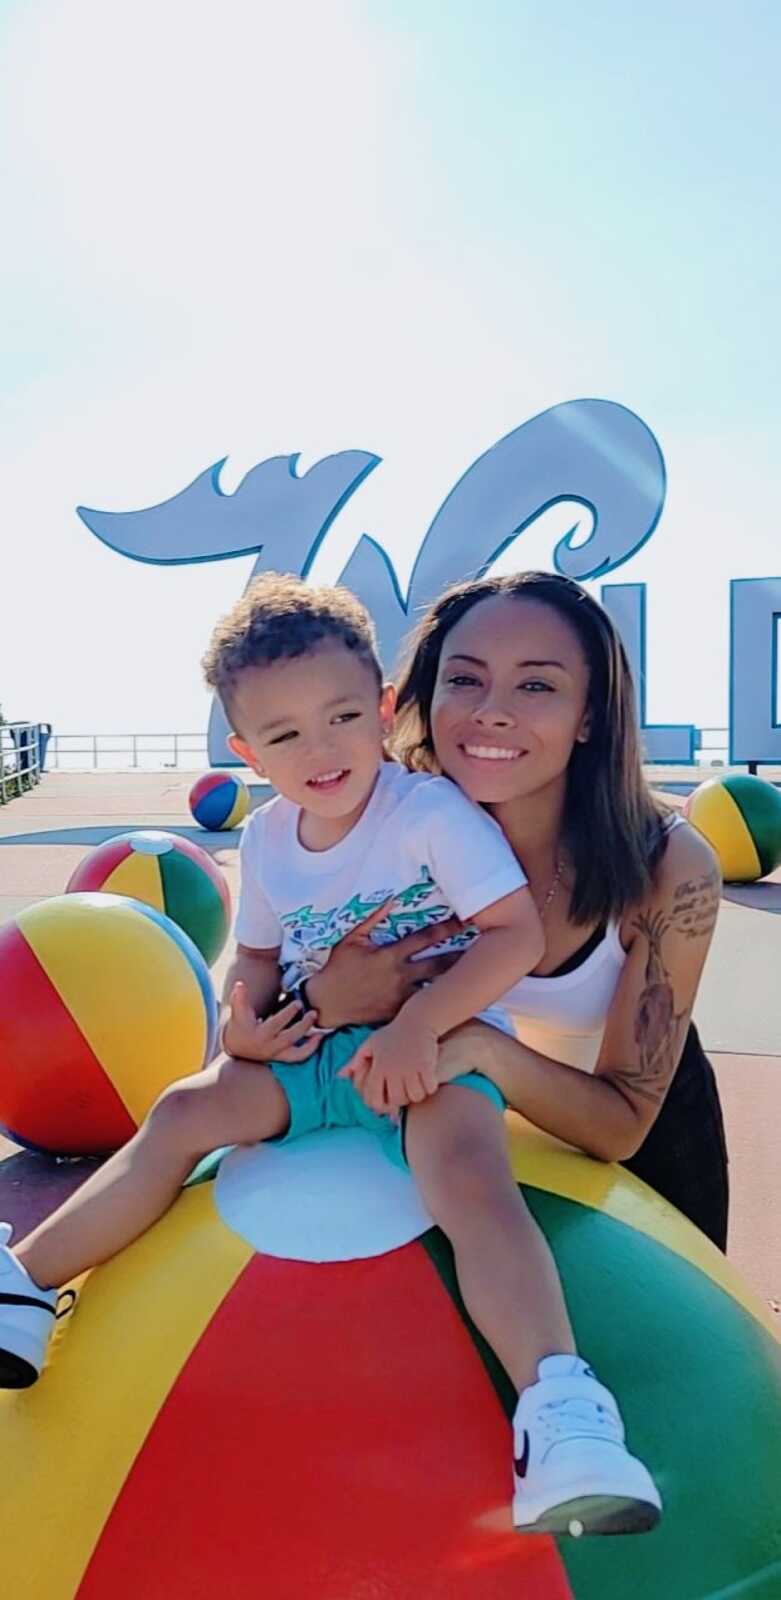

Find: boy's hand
<box><xmin>223</xmin><ymin>981</ymin><xmax>319</xmax><ymax>1064</ymax></box>
<box><xmin>339</xmin><ymin>1017</ymin><xmax>440</xmax><ymax>1116</ymax></box>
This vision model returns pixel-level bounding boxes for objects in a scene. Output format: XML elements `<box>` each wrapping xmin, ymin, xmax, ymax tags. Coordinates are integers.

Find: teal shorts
<box><xmin>269</xmin><ymin>1025</ymin><xmax>505</xmax><ymax>1170</ymax></box>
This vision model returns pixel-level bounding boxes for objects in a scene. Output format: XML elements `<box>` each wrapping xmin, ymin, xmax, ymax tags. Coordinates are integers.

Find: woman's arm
<box><xmin>592</xmin><ymin>823</ymin><xmax>721</xmax><ymax>1148</ymax></box>
<box><xmin>438</xmin><ymin>825</ymin><xmax>722</xmax><ymax>1162</ymax></box>
<box><xmin>304</xmin><ymin>905</ymin><xmax>462</xmax><ymax>1028</ymax></box>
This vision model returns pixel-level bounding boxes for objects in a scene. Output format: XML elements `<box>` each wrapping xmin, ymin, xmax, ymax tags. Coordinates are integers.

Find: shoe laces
<box><xmin>534</xmin><ymin>1395</ymin><xmax>623</xmax><ymax>1454</ymax></box>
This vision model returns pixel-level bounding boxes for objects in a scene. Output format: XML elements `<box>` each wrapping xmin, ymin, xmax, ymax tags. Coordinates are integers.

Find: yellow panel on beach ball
<box><xmin>102</xmin><ymin>849</ymin><xmax>166</xmax><ymax>913</ymax></box>
<box><xmin>686</xmin><ymin>779</ymin><xmax>761</xmax><ymax>881</ymax></box>
<box><xmin>21</xmin><ymin>895</ymin><xmax>212</xmax><ymax>1124</ymax></box>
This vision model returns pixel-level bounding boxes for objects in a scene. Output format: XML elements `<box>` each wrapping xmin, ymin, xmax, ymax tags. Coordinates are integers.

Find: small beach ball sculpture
<box><xmin>66</xmin><ymin>830</ymin><xmax>231</xmax><ymax>967</ymax></box>
<box><xmin>0</xmin><ymin>894</ymin><xmax>218</xmax><ymax>1156</ymax></box>
<box><xmin>189</xmin><ymin>771</ymin><xmax>249</xmax><ymax>832</ymax></box>
<box><xmin>684</xmin><ymin>774</ymin><xmax>781</xmax><ymax>883</ymax></box>
<box><xmin>0</xmin><ymin>1124</ymin><xmax>778</xmax><ymax>1600</ymax></box>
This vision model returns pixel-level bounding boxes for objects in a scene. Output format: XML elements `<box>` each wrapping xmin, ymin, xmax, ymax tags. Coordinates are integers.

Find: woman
<box><xmin>306</xmin><ymin>570</ymin><xmax>729</xmax><ymax>1250</ymax></box>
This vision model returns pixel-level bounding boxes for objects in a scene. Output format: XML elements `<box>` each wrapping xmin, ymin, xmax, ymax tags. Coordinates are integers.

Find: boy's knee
<box><xmin>410</xmin><ymin>1119</ymin><xmax>493</xmax><ymax>1187</ymax></box>
<box><xmin>146</xmin><ymin>1080</ymin><xmax>207</xmax><ymax>1144</ymax></box>
<box><xmin>408</xmin><ymin>1094</ymin><xmax>518</xmax><ymax>1210</ymax></box>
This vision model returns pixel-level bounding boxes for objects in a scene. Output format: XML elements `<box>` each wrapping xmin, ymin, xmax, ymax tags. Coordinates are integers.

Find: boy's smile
<box><xmin>306</xmin><ymin>768</ymin><xmax>350</xmax><ymax>793</ymax></box>
<box><xmin>227</xmin><ymin>642</ymin><xmax>395</xmax><ymax>850</ymax></box>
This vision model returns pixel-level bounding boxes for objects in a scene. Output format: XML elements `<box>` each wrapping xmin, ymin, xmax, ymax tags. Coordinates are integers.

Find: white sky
<box><xmin>2</xmin><ymin>0</ymin><xmax>779</xmax><ymax>738</ymax></box>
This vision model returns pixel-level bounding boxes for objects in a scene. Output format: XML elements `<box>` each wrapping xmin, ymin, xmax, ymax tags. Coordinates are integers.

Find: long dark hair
<box><xmin>394</xmin><ymin>571</ymin><xmax>669</xmax><ymax>925</ymax></box>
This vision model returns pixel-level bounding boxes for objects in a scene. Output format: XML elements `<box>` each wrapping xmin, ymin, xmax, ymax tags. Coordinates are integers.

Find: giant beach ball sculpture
<box><xmin>0</xmin><ymin>894</ymin><xmax>218</xmax><ymax>1155</ymax></box>
<box><xmin>189</xmin><ymin>770</ymin><xmax>249</xmax><ymax>831</ymax></box>
<box><xmin>0</xmin><ymin>1121</ymin><xmax>778</xmax><ymax>1599</ymax></box>
<box><xmin>66</xmin><ymin>830</ymin><xmax>231</xmax><ymax>967</ymax></box>
<box><xmin>684</xmin><ymin>774</ymin><xmax>781</xmax><ymax>883</ymax></box>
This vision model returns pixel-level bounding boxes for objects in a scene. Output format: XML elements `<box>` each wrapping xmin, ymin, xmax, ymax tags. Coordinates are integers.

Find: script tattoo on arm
<box><xmin>623</xmin><ymin>871</ymin><xmax>720</xmax><ymax>1104</ymax></box>
<box><xmin>669</xmin><ymin>866</ymin><xmax>721</xmax><ymax>941</ymax></box>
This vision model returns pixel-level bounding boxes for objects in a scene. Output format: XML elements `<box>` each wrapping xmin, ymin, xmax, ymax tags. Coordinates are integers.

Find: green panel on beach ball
<box><xmin>724</xmin><ymin>774</ymin><xmax>781</xmax><ymax>877</ymax></box>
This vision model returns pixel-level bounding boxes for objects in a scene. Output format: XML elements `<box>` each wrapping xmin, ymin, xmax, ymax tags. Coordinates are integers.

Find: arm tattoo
<box><xmin>670</xmin><ymin>867</ymin><xmax>721</xmax><ymax>941</ymax></box>
<box><xmin>624</xmin><ymin>908</ymin><xmax>691</xmax><ymax>1103</ymax></box>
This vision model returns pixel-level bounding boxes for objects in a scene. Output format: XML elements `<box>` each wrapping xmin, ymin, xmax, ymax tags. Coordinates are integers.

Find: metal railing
<box><xmin>0</xmin><ymin>723</ymin><xmax>42</xmax><ymax>803</ymax></box>
<box><xmin>43</xmin><ymin>728</ymin><xmax>737</xmax><ymax>772</ymax></box>
<box><xmin>47</xmin><ymin>733</ymin><xmax>209</xmax><ymax>771</ymax></box>
<box><xmin>9</xmin><ymin>725</ymin><xmax>770</xmax><ymax>779</ymax></box>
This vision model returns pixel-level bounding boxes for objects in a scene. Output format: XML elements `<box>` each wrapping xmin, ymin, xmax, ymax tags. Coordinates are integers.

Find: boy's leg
<box><xmin>14</xmin><ymin>1056</ymin><xmax>289</xmax><ymax>1291</ymax></box>
<box><xmin>405</xmin><ymin>1085</ymin><xmax>661</xmax><ymax>1535</ymax></box>
<box><xmin>404</xmin><ymin>1084</ymin><xmax>574</xmax><ymax>1392</ymax></box>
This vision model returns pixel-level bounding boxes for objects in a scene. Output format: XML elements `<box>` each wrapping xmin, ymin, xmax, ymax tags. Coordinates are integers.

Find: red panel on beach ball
<box><xmin>0</xmin><ymin>924</ymin><xmax>135</xmax><ymax>1152</ymax></box>
<box><xmin>0</xmin><ymin>895</ymin><xmax>218</xmax><ymax>1156</ymax></box>
<box><xmin>78</xmin><ymin>1242</ymin><xmax>571</xmax><ymax>1600</ymax></box>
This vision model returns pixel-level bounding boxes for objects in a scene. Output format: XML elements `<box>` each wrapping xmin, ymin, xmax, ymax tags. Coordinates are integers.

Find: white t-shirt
<box><xmin>235</xmin><ymin>762</ymin><xmax>527</xmax><ymax>1013</ymax></box>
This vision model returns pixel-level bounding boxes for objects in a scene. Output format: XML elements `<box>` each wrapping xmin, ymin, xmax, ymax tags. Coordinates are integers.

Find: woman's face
<box><xmin>430</xmin><ymin>594</ymin><xmax>592</xmax><ymax>805</ymax></box>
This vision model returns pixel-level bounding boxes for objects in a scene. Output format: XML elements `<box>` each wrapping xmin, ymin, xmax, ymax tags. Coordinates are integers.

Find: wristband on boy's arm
<box><xmin>270</xmin><ymin>977</ymin><xmax>310</xmax><ymax>1015</ymax></box>
<box><xmin>293</xmin><ymin>978</ymin><xmax>311</xmax><ymax>1012</ymax></box>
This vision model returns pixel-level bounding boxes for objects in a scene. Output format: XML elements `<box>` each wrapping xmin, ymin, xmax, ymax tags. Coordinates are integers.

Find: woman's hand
<box><xmin>436</xmin><ymin>1021</ymin><xmax>499</xmax><ymax>1083</ymax></box>
<box><xmin>305</xmin><ymin>900</ymin><xmax>462</xmax><ymax>1030</ymax></box>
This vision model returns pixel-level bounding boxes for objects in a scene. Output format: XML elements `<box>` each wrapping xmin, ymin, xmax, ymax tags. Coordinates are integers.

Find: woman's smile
<box><xmin>461</xmin><ymin>743</ymin><xmax>527</xmax><ymax>762</ymax></box>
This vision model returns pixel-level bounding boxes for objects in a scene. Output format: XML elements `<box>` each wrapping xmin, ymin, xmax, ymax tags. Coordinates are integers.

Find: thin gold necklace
<box><xmin>539</xmin><ymin>858</ymin><xmax>564</xmax><ymax>920</ymax></box>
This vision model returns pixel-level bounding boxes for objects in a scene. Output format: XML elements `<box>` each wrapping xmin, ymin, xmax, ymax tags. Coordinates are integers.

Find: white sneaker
<box><xmin>0</xmin><ymin>1223</ymin><xmax>59</xmax><ymax>1387</ymax></box>
<box><xmin>512</xmin><ymin>1355</ymin><xmax>662</xmax><ymax>1536</ymax></box>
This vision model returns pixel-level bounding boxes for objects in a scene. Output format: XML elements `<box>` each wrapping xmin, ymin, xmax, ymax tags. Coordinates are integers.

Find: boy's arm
<box><xmin>399</xmin><ymin>885</ymin><xmax>544</xmax><ymax>1040</ymax></box>
<box><xmin>221</xmin><ymin>944</ymin><xmax>283</xmax><ymax>1021</ymax></box>
<box><xmin>220</xmin><ymin>944</ymin><xmax>318</xmax><ymax>1063</ymax></box>
<box><xmin>399</xmin><ymin>777</ymin><xmax>540</xmax><ymax>1039</ymax></box>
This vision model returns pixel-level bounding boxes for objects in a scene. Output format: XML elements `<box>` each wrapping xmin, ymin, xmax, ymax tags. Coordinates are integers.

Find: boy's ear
<box><xmin>379</xmin><ymin>682</ymin><xmax>396</xmax><ymax>736</ymax></box>
<box><xmin>227</xmin><ymin>732</ymin><xmax>265</xmax><ymax>777</ymax></box>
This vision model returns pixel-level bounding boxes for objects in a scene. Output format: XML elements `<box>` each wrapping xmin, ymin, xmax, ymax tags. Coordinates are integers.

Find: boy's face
<box><xmin>228</xmin><ymin>643</ymin><xmax>395</xmax><ymax>828</ymax></box>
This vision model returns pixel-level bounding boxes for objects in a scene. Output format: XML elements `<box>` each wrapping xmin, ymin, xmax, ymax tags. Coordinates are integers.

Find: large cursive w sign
<box><xmin>78</xmin><ymin>398</ymin><xmax>672</xmax><ymax>764</ymax></box>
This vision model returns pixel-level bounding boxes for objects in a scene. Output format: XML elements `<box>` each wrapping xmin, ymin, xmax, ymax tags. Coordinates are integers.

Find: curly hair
<box><xmin>202</xmin><ymin>573</ymin><xmax>383</xmax><ymax>719</ymax></box>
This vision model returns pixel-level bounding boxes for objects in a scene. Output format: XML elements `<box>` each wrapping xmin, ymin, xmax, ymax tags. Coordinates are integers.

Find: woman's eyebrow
<box><xmin>516</xmin><ymin>658</ymin><xmax>567</xmax><ymax>671</ymax></box>
<box><xmin>445</xmin><ymin>652</ymin><xmax>568</xmax><ymax>671</ymax></box>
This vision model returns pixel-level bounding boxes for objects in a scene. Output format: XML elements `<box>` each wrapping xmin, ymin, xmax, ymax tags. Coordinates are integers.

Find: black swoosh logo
<box><xmin>514</xmin><ymin>1430</ymin><xmax>531</xmax><ymax>1479</ymax></box>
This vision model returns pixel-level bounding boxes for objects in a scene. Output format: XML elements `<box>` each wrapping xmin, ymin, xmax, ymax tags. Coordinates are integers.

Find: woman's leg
<box><xmin>404</xmin><ymin>1085</ymin><xmax>575</xmax><ymax>1393</ymax></box>
<box><xmin>15</xmin><ymin>1056</ymin><xmax>290</xmax><ymax>1289</ymax></box>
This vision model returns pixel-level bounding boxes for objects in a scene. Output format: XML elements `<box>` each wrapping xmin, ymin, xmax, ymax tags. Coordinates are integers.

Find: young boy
<box><xmin>0</xmin><ymin>575</ymin><xmax>661</xmax><ymax>1537</ymax></box>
